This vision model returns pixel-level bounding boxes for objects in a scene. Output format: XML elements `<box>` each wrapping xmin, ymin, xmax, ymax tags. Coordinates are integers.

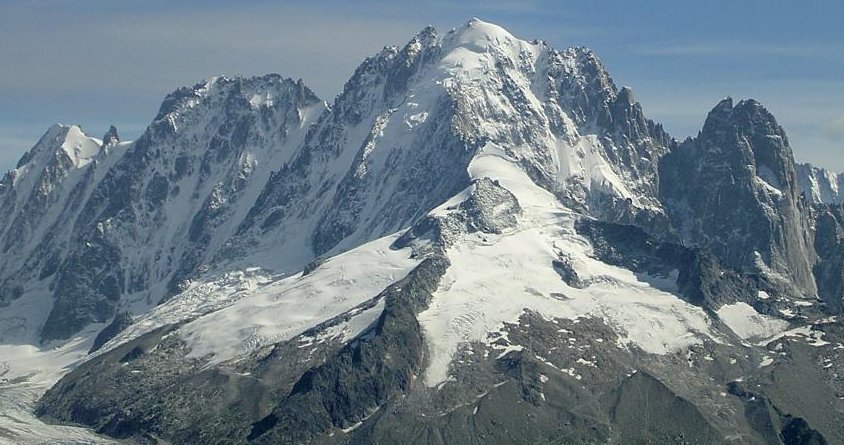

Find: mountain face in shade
<box><xmin>813</xmin><ymin>205</ymin><xmax>844</xmax><ymax>312</ymax></box>
<box><xmin>659</xmin><ymin>98</ymin><xmax>818</xmax><ymax>296</ymax></box>
<box><xmin>1</xmin><ymin>19</ymin><xmax>843</xmax><ymax>445</ymax></box>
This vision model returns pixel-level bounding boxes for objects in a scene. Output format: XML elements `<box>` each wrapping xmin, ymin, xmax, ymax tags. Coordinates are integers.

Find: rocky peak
<box><xmin>553</xmin><ymin>46</ymin><xmax>618</xmax><ymax>122</ymax></box>
<box><xmin>565</xmin><ymin>46</ymin><xmax>616</xmax><ymax>96</ymax></box>
<box><xmin>616</xmin><ymin>85</ymin><xmax>634</xmax><ymax>104</ymax></box>
<box><xmin>14</xmin><ymin>124</ymin><xmax>73</xmax><ymax>169</ymax></box>
<box><xmin>702</xmin><ymin>97</ymin><xmax>734</xmax><ymax>124</ymax></box>
<box><xmin>701</xmin><ymin>98</ymin><xmax>782</xmax><ymax>143</ymax></box>
<box><xmin>21</xmin><ymin>74</ymin><xmax>326</xmax><ymax>342</ymax></box>
<box><xmin>552</xmin><ymin>46</ymin><xmax>670</xmax><ymax>145</ymax></box>
<box><xmin>152</xmin><ymin>75</ymin><xmax>320</xmax><ymax>130</ymax></box>
<box><xmin>701</xmin><ymin>98</ymin><xmax>799</xmax><ymax>197</ymax></box>
<box><xmin>0</xmin><ymin>124</ymin><xmax>106</xmax><ymax>296</ymax></box>
<box><xmin>5</xmin><ymin>124</ymin><xmax>103</xmax><ymax>194</ymax></box>
<box><xmin>335</xmin><ymin>27</ymin><xmax>441</xmax><ymax>123</ymax></box>
<box><xmin>404</xmin><ymin>25</ymin><xmax>438</xmax><ymax>59</ymax></box>
<box><xmin>660</xmin><ymin>98</ymin><xmax>817</xmax><ymax>296</ymax></box>
<box><xmin>101</xmin><ymin>125</ymin><xmax>120</xmax><ymax>148</ymax></box>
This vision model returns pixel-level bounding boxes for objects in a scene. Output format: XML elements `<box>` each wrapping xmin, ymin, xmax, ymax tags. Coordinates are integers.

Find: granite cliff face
<box><xmin>1</xmin><ymin>19</ymin><xmax>843</xmax><ymax>445</ymax></box>
<box><xmin>660</xmin><ymin>98</ymin><xmax>818</xmax><ymax>297</ymax></box>
<box><xmin>813</xmin><ymin>205</ymin><xmax>844</xmax><ymax>311</ymax></box>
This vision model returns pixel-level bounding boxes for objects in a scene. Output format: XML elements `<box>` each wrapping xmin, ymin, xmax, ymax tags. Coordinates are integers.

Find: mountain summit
<box><xmin>1</xmin><ymin>19</ymin><xmax>842</xmax><ymax>444</ymax></box>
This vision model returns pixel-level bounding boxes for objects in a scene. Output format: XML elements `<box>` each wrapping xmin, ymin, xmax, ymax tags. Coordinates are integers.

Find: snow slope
<box><xmin>177</xmin><ymin>234</ymin><xmax>419</xmax><ymax>365</ymax></box>
<box><xmin>419</xmin><ymin>143</ymin><xmax>718</xmax><ymax>386</ymax></box>
<box><xmin>716</xmin><ymin>302</ymin><xmax>790</xmax><ymax>341</ymax></box>
<box><xmin>0</xmin><ymin>325</ymin><xmax>117</xmax><ymax>444</ymax></box>
<box><xmin>93</xmin><ymin>234</ymin><xmax>420</xmax><ymax>367</ymax></box>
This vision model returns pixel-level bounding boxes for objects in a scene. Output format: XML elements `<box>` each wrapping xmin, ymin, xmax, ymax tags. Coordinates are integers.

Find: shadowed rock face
<box><xmin>574</xmin><ymin>219</ymin><xmax>759</xmax><ymax>310</ymax></box>
<box><xmin>660</xmin><ymin>98</ymin><xmax>817</xmax><ymax>296</ymax></box>
<box><xmin>813</xmin><ymin>205</ymin><xmax>844</xmax><ymax>312</ymax></box>
<box><xmin>248</xmin><ymin>255</ymin><xmax>449</xmax><ymax>443</ymax></box>
<box><xmin>607</xmin><ymin>371</ymin><xmax>722</xmax><ymax>443</ymax></box>
<box><xmin>37</xmin><ymin>256</ymin><xmax>451</xmax><ymax>444</ymax></box>
<box><xmin>88</xmin><ymin>312</ymin><xmax>133</xmax><ymax>353</ymax></box>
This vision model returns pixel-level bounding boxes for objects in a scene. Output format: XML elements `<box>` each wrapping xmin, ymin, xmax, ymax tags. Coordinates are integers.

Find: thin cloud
<box><xmin>0</xmin><ymin>4</ymin><xmax>425</xmax><ymax>99</ymax></box>
<box><xmin>632</xmin><ymin>42</ymin><xmax>841</xmax><ymax>58</ymax></box>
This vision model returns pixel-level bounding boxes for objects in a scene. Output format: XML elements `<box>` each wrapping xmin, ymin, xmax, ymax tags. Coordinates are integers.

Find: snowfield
<box><xmin>0</xmin><ymin>326</ymin><xmax>117</xmax><ymax>444</ymax></box>
<box><xmin>178</xmin><ymin>234</ymin><xmax>420</xmax><ymax>365</ymax></box>
<box><xmin>716</xmin><ymin>301</ymin><xmax>791</xmax><ymax>341</ymax></box>
<box><xmin>419</xmin><ymin>143</ymin><xmax>719</xmax><ymax>386</ymax></box>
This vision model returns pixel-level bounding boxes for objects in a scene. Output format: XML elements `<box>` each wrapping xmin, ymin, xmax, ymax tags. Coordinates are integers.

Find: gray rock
<box><xmin>660</xmin><ymin>98</ymin><xmax>817</xmax><ymax>297</ymax></box>
<box><xmin>89</xmin><ymin>312</ymin><xmax>133</xmax><ymax>353</ymax></box>
<box><xmin>812</xmin><ymin>205</ymin><xmax>844</xmax><ymax>311</ymax></box>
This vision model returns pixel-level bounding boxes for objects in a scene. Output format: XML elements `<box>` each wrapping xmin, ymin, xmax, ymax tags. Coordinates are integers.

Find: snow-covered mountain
<box><xmin>1</xmin><ymin>75</ymin><xmax>324</xmax><ymax>344</ymax></box>
<box><xmin>1</xmin><ymin>19</ymin><xmax>843</xmax><ymax>445</ymax></box>
<box><xmin>797</xmin><ymin>162</ymin><xmax>844</xmax><ymax>204</ymax></box>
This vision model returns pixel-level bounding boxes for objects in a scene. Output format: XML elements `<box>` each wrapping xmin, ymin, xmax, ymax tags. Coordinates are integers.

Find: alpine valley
<box><xmin>1</xmin><ymin>19</ymin><xmax>842</xmax><ymax>444</ymax></box>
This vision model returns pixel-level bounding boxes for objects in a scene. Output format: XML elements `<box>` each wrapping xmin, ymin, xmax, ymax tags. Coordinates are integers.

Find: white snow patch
<box><xmin>716</xmin><ymin>302</ymin><xmax>790</xmax><ymax>340</ymax></box>
<box><xmin>405</xmin><ymin>111</ymin><xmax>429</xmax><ymax>129</ymax></box>
<box><xmin>762</xmin><ymin>326</ymin><xmax>832</xmax><ymax>347</ymax></box>
<box><xmin>318</xmin><ymin>299</ymin><xmax>386</xmax><ymax>344</ymax></box>
<box><xmin>0</xmin><ymin>326</ymin><xmax>116</xmax><ymax>443</ymax></box>
<box><xmin>249</xmin><ymin>92</ymin><xmax>274</xmax><ymax>109</ymax></box>
<box><xmin>60</xmin><ymin>125</ymin><xmax>102</xmax><ymax>168</ymax></box>
<box><xmin>561</xmin><ymin>367</ymin><xmax>582</xmax><ymax>380</ymax></box>
<box><xmin>494</xmin><ymin>344</ymin><xmax>524</xmax><ymax>359</ymax></box>
<box><xmin>539</xmin><ymin>374</ymin><xmax>549</xmax><ymax>383</ymax></box>
<box><xmin>779</xmin><ymin>308</ymin><xmax>796</xmax><ymax>318</ymax></box>
<box><xmin>576</xmin><ymin>358</ymin><xmax>597</xmax><ymax>367</ymax></box>
<box><xmin>342</xmin><ymin>421</ymin><xmax>363</xmax><ymax>433</ymax></box>
<box><xmin>178</xmin><ymin>234</ymin><xmax>419</xmax><ymax>365</ymax></box>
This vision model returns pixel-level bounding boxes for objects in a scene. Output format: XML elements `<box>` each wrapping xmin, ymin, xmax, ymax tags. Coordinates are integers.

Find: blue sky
<box><xmin>1</xmin><ymin>0</ymin><xmax>842</xmax><ymax>171</ymax></box>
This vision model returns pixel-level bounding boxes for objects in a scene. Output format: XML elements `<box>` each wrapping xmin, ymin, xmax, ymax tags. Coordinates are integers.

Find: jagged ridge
<box><xmin>0</xmin><ymin>18</ymin><xmax>842</xmax><ymax>445</ymax></box>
